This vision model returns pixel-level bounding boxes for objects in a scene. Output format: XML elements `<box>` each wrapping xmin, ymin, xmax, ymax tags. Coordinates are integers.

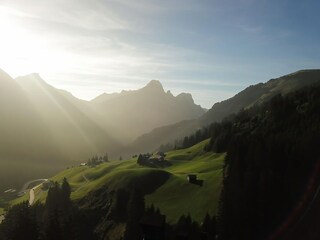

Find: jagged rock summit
<box><xmin>143</xmin><ymin>80</ymin><xmax>165</xmax><ymax>92</ymax></box>
<box><xmin>176</xmin><ymin>92</ymin><xmax>195</xmax><ymax>104</ymax></box>
<box><xmin>90</xmin><ymin>79</ymin><xmax>205</xmax><ymax>141</ymax></box>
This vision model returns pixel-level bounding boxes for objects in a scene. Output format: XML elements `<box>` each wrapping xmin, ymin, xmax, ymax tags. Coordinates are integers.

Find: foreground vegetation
<box><xmin>207</xmin><ymin>84</ymin><xmax>320</xmax><ymax>239</ymax></box>
<box><xmin>0</xmin><ymin>140</ymin><xmax>222</xmax><ymax>239</ymax></box>
<box><xmin>3</xmin><ymin>80</ymin><xmax>320</xmax><ymax>239</ymax></box>
<box><xmin>17</xmin><ymin>140</ymin><xmax>223</xmax><ymax>224</ymax></box>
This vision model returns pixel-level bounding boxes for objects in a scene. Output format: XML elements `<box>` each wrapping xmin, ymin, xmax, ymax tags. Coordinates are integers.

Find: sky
<box><xmin>0</xmin><ymin>0</ymin><xmax>320</xmax><ymax>108</ymax></box>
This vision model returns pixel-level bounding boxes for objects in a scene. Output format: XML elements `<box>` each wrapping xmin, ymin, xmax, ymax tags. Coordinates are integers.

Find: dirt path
<box><xmin>20</xmin><ymin>179</ymin><xmax>48</xmax><ymax>192</ymax></box>
<box><xmin>28</xmin><ymin>181</ymin><xmax>47</xmax><ymax>205</ymax></box>
<box><xmin>82</xmin><ymin>174</ymin><xmax>89</xmax><ymax>183</ymax></box>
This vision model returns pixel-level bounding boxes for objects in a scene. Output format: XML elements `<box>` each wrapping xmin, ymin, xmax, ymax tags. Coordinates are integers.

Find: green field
<box><xmin>9</xmin><ymin>193</ymin><xmax>29</xmax><ymax>206</ymax></box>
<box><xmin>9</xmin><ymin>139</ymin><xmax>224</xmax><ymax>224</ymax></box>
<box><xmin>146</xmin><ymin>151</ymin><xmax>224</xmax><ymax>223</ymax></box>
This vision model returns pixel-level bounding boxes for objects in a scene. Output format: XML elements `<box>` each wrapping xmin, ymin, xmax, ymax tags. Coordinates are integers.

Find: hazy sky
<box><xmin>0</xmin><ymin>0</ymin><xmax>320</xmax><ymax>108</ymax></box>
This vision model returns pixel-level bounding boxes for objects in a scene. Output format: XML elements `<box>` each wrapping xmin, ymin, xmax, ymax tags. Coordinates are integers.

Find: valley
<box><xmin>3</xmin><ymin>140</ymin><xmax>223</xmax><ymax>224</ymax></box>
<box><xmin>1</xmin><ymin>69</ymin><xmax>320</xmax><ymax>193</ymax></box>
<box><xmin>1</xmin><ymin>69</ymin><xmax>320</xmax><ymax>239</ymax></box>
<box><xmin>0</xmin><ymin>69</ymin><xmax>204</xmax><ymax>192</ymax></box>
<box><xmin>1</xmin><ymin>1</ymin><xmax>320</xmax><ymax>238</ymax></box>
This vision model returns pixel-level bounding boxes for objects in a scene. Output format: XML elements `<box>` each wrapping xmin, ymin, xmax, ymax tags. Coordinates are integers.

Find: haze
<box><xmin>1</xmin><ymin>1</ymin><xmax>320</xmax><ymax>239</ymax></box>
<box><xmin>1</xmin><ymin>0</ymin><xmax>320</xmax><ymax>108</ymax></box>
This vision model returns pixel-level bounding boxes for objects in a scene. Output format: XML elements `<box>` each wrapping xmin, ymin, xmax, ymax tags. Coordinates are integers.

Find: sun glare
<box><xmin>0</xmin><ymin>6</ymin><xmax>65</xmax><ymax>78</ymax></box>
<box><xmin>0</xmin><ymin>6</ymin><xmax>147</xmax><ymax>100</ymax></box>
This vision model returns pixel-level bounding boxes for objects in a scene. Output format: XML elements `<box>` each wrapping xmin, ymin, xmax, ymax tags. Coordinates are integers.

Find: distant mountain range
<box><xmin>0</xmin><ymin>69</ymin><xmax>204</xmax><ymax>190</ymax></box>
<box><xmin>90</xmin><ymin>79</ymin><xmax>205</xmax><ymax>142</ymax></box>
<box><xmin>1</xmin><ymin>68</ymin><xmax>320</xmax><ymax>190</ymax></box>
<box><xmin>128</xmin><ymin>70</ymin><xmax>320</xmax><ymax>155</ymax></box>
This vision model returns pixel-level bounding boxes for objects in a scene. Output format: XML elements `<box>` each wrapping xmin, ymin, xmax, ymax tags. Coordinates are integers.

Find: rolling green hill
<box><xmin>14</xmin><ymin>140</ymin><xmax>223</xmax><ymax>224</ymax></box>
<box><xmin>146</xmin><ymin>149</ymin><xmax>224</xmax><ymax>223</ymax></box>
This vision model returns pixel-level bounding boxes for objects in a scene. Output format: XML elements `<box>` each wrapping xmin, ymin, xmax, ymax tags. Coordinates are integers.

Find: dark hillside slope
<box><xmin>0</xmin><ymin>70</ymin><xmax>65</xmax><ymax>190</ymax></box>
<box><xmin>200</xmin><ymin>69</ymin><xmax>320</xmax><ymax>125</ymax></box>
<box><xmin>206</xmin><ymin>84</ymin><xmax>320</xmax><ymax>240</ymax></box>
<box><xmin>16</xmin><ymin>73</ymin><xmax>120</xmax><ymax>160</ymax></box>
<box><xmin>0</xmin><ymin>72</ymin><xmax>122</xmax><ymax>191</ymax></box>
<box><xmin>130</xmin><ymin>70</ymin><xmax>320</xmax><ymax>155</ymax></box>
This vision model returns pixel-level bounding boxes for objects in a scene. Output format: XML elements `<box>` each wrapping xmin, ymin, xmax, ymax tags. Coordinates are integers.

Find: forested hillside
<box><xmin>205</xmin><ymin>84</ymin><xmax>320</xmax><ymax>239</ymax></box>
<box><xmin>130</xmin><ymin>70</ymin><xmax>320</xmax><ymax>155</ymax></box>
<box><xmin>2</xmin><ymin>79</ymin><xmax>320</xmax><ymax>239</ymax></box>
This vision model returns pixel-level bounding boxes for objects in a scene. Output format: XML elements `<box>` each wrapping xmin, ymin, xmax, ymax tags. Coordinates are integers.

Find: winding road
<box><xmin>27</xmin><ymin>179</ymin><xmax>48</xmax><ymax>205</ymax></box>
<box><xmin>20</xmin><ymin>179</ymin><xmax>48</xmax><ymax>193</ymax></box>
<box><xmin>17</xmin><ymin>179</ymin><xmax>48</xmax><ymax>205</ymax></box>
<box><xmin>0</xmin><ymin>179</ymin><xmax>48</xmax><ymax>224</ymax></box>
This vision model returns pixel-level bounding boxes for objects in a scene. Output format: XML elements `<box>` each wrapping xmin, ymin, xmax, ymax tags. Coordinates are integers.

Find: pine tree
<box><xmin>0</xmin><ymin>202</ymin><xmax>39</xmax><ymax>240</ymax></box>
<box><xmin>123</xmin><ymin>189</ymin><xmax>145</xmax><ymax>240</ymax></box>
<box><xmin>103</xmin><ymin>152</ymin><xmax>109</xmax><ymax>162</ymax></box>
<box><xmin>45</xmin><ymin>182</ymin><xmax>60</xmax><ymax>213</ymax></box>
<box><xmin>61</xmin><ymin>178</ymin><xmax>72</xmax><ymax>212</ymax></box>
<box><xmin>45</xmin><ymin>209</ymin><xmax>63</xmax><ymax>240</ymax></box>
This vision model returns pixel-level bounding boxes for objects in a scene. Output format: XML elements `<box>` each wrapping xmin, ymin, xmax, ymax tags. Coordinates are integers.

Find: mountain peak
<box><xmin>15</xmin><ymin>73</ymin><xmax>48</xmax><ymax>87</ymax></box>
<box><xmin>144</xmin><ymin>80</ymin><xmax>164</xmax><ymax>92</ymax></box>
<box><xmin>0</xmin><ymin>68</ymin><xmax>12</xmax><ymax>79</ymax></box>
<box><xmin>176</xmin><ymin>92</ymin><xmax>195</xmax><ymax>104</ymax></box>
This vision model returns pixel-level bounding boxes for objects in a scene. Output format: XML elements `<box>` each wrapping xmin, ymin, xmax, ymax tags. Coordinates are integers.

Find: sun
<box><xmin>0</xmin><ymin>6</ymin><xmax>60</xmax><ymax>78</ymax></box>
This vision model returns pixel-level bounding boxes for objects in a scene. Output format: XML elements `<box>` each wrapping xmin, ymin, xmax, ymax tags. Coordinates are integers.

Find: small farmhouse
<box><xmin>187</xmin><ymin>174</ymin><xmax>197</xmax><ymax>183</ymax></box>
<box><xmin>187</xmin><ymin>174</ymin><xmax>204</xmax><ymax>186</ymax></box>
<box><xmin>137</xmin><ymin>153</ymin><xmax>171</xmax><ymax>168</ymax></box>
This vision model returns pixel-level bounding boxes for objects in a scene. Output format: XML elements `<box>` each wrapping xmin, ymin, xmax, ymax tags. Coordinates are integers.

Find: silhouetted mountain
<box><xmin>129</xmin><ymin>70</ymin><xmax>320</xmax><ymax>155</ymax></box>
<box><xmin>0</xmin><ymin>71</ymin><xmax>204</xmax><ymax>190</ymax></box>
<box><xmin>199</xmin><ymin>69</ymin><xmax>320</xmax><ymax>125</ymax></box>
<box><xmin>0</xmin><ymin>71</ymin><xmax>122</xmax><ymax>191</ymax></box>
<box><xmin>2</xmin><ymin>69</ymin><xmax>319</xmax><ymax>190</ymax></box>
<box><xmin>91</xmin><ymin>79</ymin><xmax>205</xmax><ymax>142</ymax></box>
<box><xmin>15</xmin><ymin>73</ymin><xmax>122</xmax><ymax>158</ymax></box>
<box><xmin>91</xmin><ymin>92</ymin><xmax>121</xmax><ymax>103</ymax></box>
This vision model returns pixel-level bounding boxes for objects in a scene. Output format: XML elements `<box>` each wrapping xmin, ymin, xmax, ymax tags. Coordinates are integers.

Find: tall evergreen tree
<box><xmin>124</xmin><ymin>189</ymin><xmax>145</xmax><ymax>240</ymax></box>
<box><xmin>45</xmin><ymin>209</ymin><xmax>63</xmax><ymax>240</ymax></box>
<box><xmin>61</xmin><ymin>177</ymin><xmax>71</xmax><ymax>211</ymax></box>
<box><xmin>0</xmin><ymin>202</ymin><xmax>38</xmax><ymax>240</ymax></box>
<box><xmin>45</xmin><ymin>181</ymin><xmax>60</xmax><ymax>213</ymax></box>
<box><xmin>103</xmin><ymin>152</ymin><xmax>109</xmax><ymax>162</ymax></box>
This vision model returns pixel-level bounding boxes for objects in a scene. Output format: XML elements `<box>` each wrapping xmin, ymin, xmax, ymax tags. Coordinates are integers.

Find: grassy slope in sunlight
<box><xmin>12</xmin><ymin>140</ymin><xmax>224</xmax><ymax>223</ymax></box>
<box><xmin>145</xmin><ymin>141</ymin><xmax>224</xmax><ymax>223</ymax></box>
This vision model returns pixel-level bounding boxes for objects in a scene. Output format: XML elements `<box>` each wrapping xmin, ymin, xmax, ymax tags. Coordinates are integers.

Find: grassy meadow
<box><xmin>8</xmin><ymin>140</ymin><xmax>224</xmax><ymax>223</ymax></box>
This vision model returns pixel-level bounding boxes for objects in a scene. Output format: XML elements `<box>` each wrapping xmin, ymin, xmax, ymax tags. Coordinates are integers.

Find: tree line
<box><xmin>158</xmin><ymin>126</ymin><xmax>214</xmax><ymax>152</ymax></box>
<box><xmin>0</xmin><ymin>178</ymin><xmax>97</xmax><ymax>240</ymax></box>
<box><xmin>0</xmin><ymin>178</ymin><xmax>217</xmax><ymax>240</ymax></box>
<box><xmin>205</xmin><ymin>85</ymin><xmax>320</xmax><ymax>239</ymax></box>
<box><xmin>159</xmin><ymin>84</ymin><xmax>320</xmax><ymax>239</ymax></box>
<box><xmin>87</xmin><ymin>152</ymin><xmax>109</xmax><ymax>166</ymax></box>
